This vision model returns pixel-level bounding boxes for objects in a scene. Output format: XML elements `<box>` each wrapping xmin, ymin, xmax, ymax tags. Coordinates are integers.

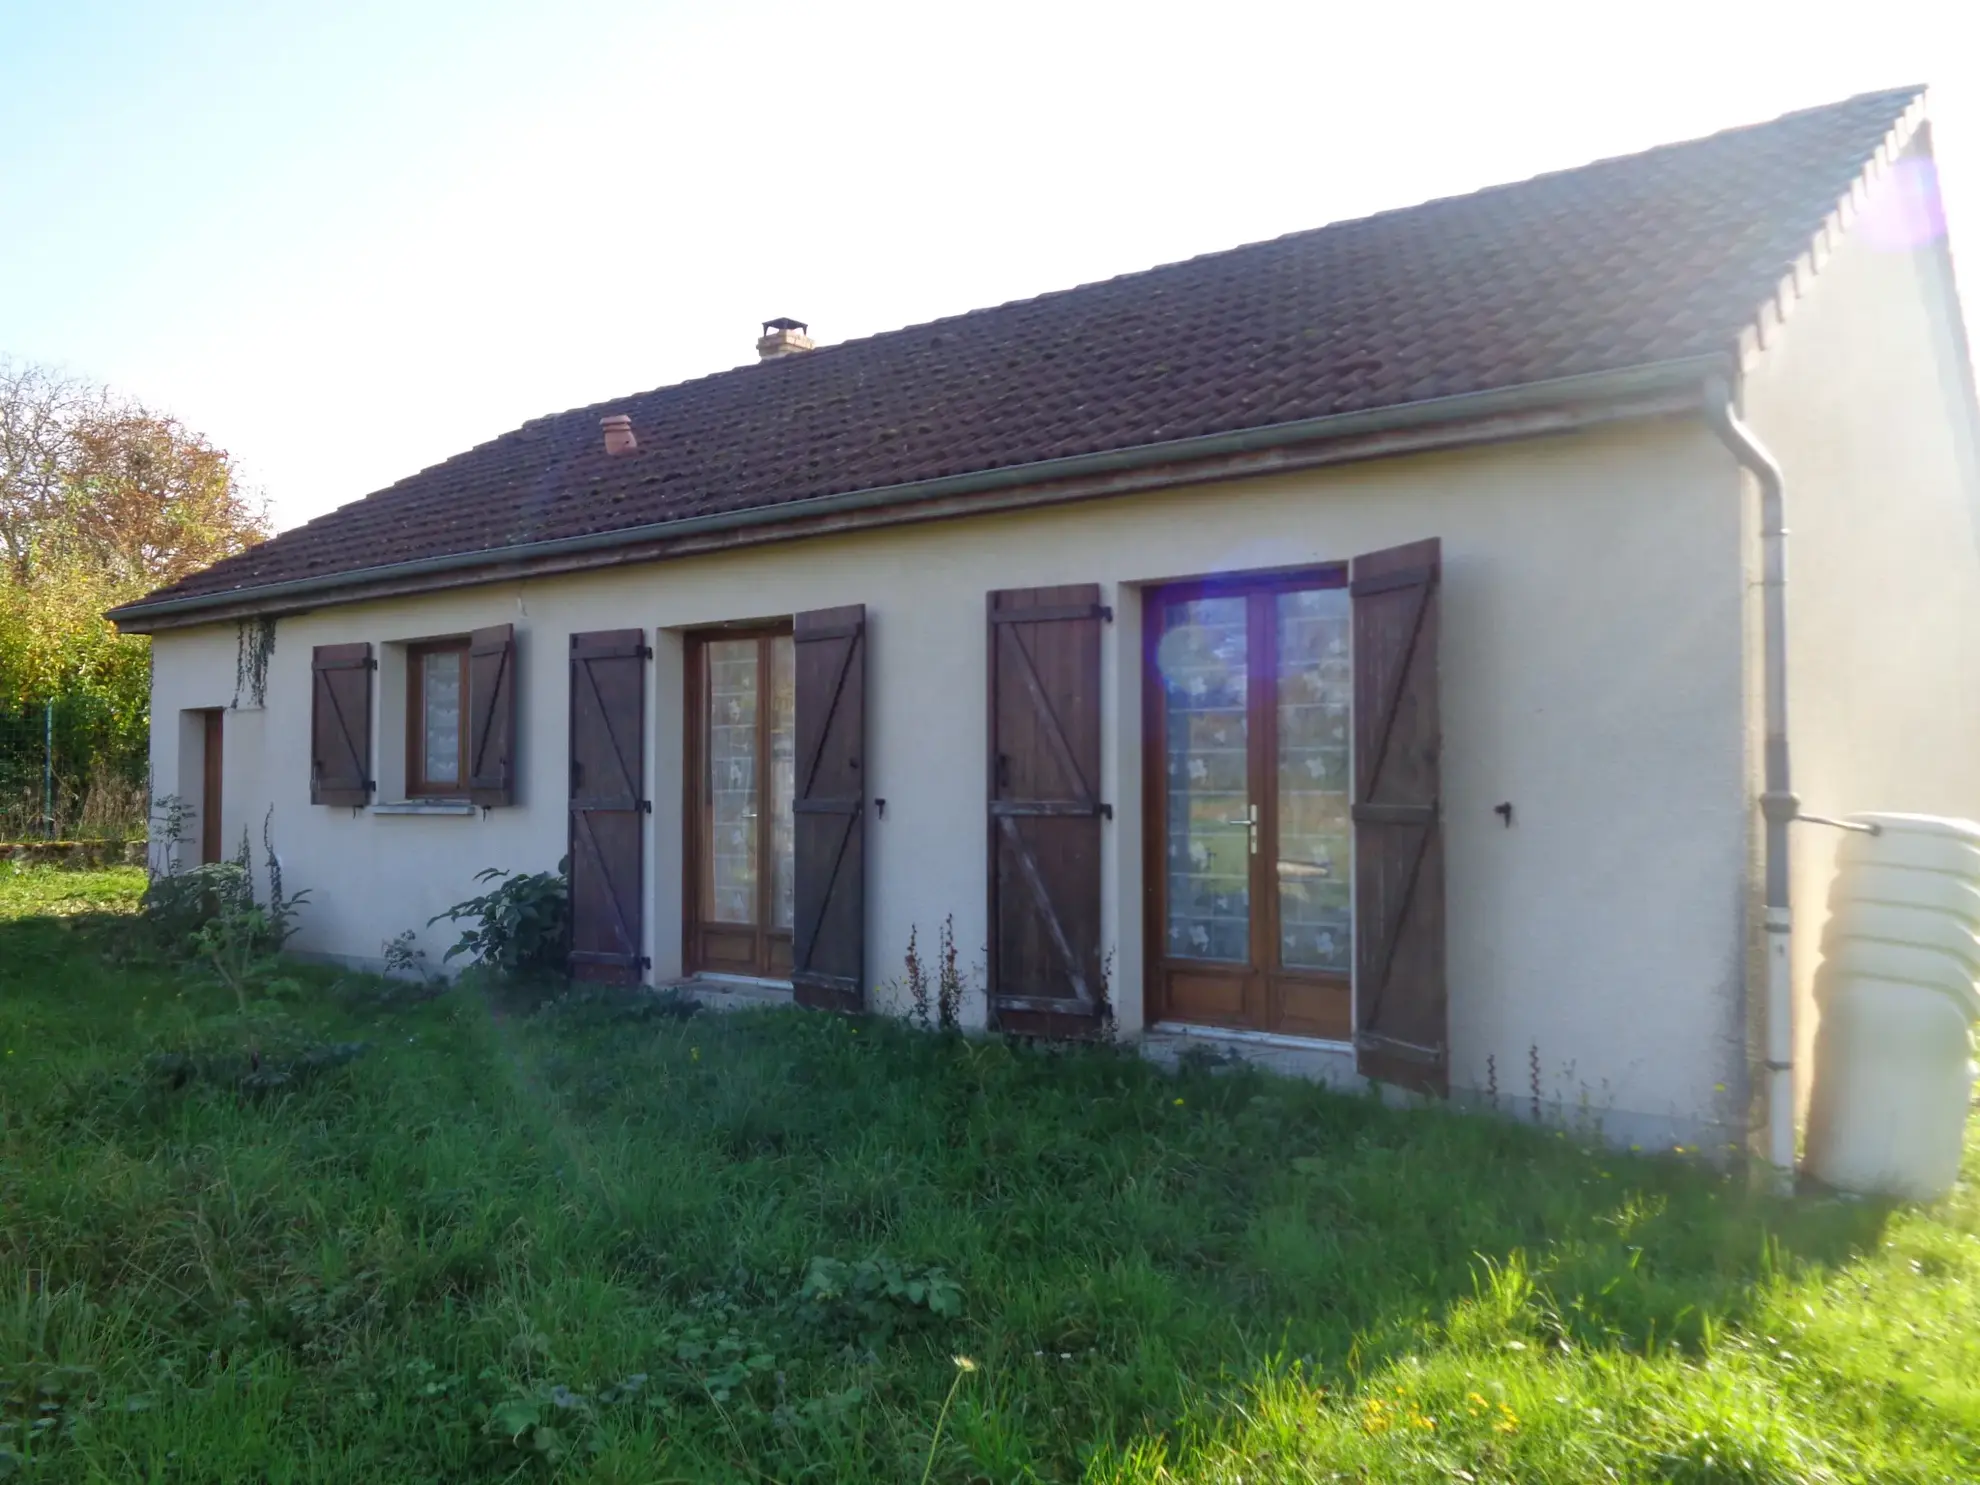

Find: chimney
<box><xmin>757</xmin><ymin>317</ymin><xmax>814</xmax><ymax>361</ymax></box>
<box><xmin>600</xmin><ymin>413</ymin><xmax>637</xmax><ymax>455</ymax></box>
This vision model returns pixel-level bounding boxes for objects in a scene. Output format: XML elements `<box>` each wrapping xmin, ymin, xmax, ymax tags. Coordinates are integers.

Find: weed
<box><xmin>382</xmin><ymin>927</ymin><xmax>433</xmax><ymax>983</ymax></box>
<box><xmin>4</xmin><ymin>869</ymin><xmax>1976</xmax><ymax>1482</ymax></box>
<box><xmin>936</xmin><ymin>914</ymin><xmax>964</xmax><ymax>1032</ymax></box>
<box><xmin>903</xmin><ymin>923</ymin><xmax>930</xmax><ymax>1030</ymax></box>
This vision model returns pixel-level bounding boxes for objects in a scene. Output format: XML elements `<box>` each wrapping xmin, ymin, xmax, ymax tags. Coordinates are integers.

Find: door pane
<box><xmin>768</xmin><ymin>634</ymin><xmax>796</xmax><ymax>932</ymax></box>
<box><xmin>706</xmin><ymin>638</ymin><xmax>759</xmax><ymax>923</ymax></box>
<box><xmin>1275</xmin><ymin>588</ymin><xmax>1352</xmax><ymax>971</ymax></box>
<box><xmin>422</xmin><ymin>649</ymin><xmax>462</xmax><ymax>785</ymax></box>
<box><xmin>1159</xmin><ymin>596</ymin><xmax>1250</xmax><ymax>962</ymax></box>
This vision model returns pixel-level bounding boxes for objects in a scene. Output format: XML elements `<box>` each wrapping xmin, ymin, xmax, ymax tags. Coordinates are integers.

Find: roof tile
<box><xmin>136</xmin><ymin>87</ymin><xmax>1924</xmax><ymax>610</ymax></box>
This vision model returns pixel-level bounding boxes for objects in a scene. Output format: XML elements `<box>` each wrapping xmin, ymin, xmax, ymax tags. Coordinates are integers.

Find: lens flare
<box><xmin>1858</xmin><ymin>155</ymin><xmax>1947</xmax><ymax>252</ymax></box>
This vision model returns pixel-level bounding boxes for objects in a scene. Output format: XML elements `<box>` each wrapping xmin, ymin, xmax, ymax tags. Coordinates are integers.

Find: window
<box><xmin>406</xmin><ymin>639</ymin><xmax>470</xmax><ymax>797</ymax></box>
<box><xmin>1144</xmin><ymin>569</ymin><xmax>1353</xmax><ymax>1039</ymax></box>
<box><xmin>685</xmin><ymin>626</ymin><xmax>796</xmax><ymax>978</ymax></box>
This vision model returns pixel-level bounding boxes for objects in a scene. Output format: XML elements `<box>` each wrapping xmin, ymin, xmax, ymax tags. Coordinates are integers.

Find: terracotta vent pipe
<box><xmin>600</xmin><ymin>414</ymin><xmax>637</xmax><ymax>456</ymax></box>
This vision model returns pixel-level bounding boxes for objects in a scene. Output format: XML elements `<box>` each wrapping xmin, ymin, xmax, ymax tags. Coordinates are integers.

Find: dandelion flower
<box><xmin>952</xmin><ymin>1356</ymin><xmax>977</xmax><ymax>1372</ymax></box>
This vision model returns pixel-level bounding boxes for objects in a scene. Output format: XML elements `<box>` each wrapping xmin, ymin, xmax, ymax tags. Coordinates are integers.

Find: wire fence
<box><xmin>0</xmin><ymin>698</ymin><xmax>148</xmax><ymax>841</ymax></box>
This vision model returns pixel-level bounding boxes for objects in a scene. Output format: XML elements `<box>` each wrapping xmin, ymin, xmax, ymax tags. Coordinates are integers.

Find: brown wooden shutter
<box><xmin>568</xmin><ymin>628</ymin><xmax>648</xmax><ymax>984</ymax></box>
<box><xmin>310</xmin><ymin>642</ymin><xmax>374</xmax><ymax>806</ymax></box>
<box><xmin>468</xmin><ymin>623</ymin><xmax>518</xmax><ymax>807</ymax></box>
<box><xmin>987</xmin><ymin>584</ymin><xmax>1108</xmax><ymax>1035</ymax></box>
<box><xmin>791</xmin><ymin>605</ymin><xmax>866</xmax><ymax>1012</ymax></box>
<box><xmin>1351</xmin><ymin>538</ymin><xmax>1447</xmax><ymax>1094</ymax></box>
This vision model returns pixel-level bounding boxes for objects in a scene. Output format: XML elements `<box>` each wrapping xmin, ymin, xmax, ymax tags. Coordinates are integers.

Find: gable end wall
<box><xmin>1743</xmin><ymin>137</ymin><xmax>1980</xmax><ymax>1135</ymax></box>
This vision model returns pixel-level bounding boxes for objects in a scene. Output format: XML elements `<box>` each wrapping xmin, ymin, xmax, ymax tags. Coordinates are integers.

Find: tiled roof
<box><xmin>130</xmin><ymin>86</ymin><xmax>1924</xmax><ymax>612</ymax></box>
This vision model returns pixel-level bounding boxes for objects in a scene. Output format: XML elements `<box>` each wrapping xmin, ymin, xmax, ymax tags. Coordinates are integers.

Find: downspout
<box><xmin>1702</xmin><ymin>374</ymin><xmax>1798</xmax><ymax>1185</ymax></box>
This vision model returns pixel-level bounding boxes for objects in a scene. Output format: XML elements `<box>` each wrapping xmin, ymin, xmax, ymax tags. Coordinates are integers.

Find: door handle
<box><xmin>1221</xmin><ymin>803</ymin><xmax>1259</xmax><ymax>854</ymax></box>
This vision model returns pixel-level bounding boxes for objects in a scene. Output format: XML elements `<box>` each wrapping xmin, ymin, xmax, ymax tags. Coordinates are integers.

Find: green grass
<box><xmin>3</xmin><ymin>863</ymin><xmax>1978</xmax><ymax>1481</ymax></box>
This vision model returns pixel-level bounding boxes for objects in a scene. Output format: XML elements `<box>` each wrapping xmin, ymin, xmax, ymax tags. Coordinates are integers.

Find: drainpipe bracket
<box><xmin>1759</xmin><ymin>791</ymin><xmax>1801</xmax><ymax>824</ymax></box>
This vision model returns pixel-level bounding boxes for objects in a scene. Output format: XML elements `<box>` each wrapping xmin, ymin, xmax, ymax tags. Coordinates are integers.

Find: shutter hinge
<box><xmin>641</xmin><ymin>799</ymin><xmax>652</xmax><ymax>814</ymax></box>
<box><xmin>1099</xmin><ymin>802</ymin><xmax>1114</xmax><ymax>820</ymax></box>
<box><xmin>366</xmin><ymin>658</ymin><xmax>378</xmax><ymax>670</ymax></box>
<box><xmin>1099</xmin><ymin>604</ymin><xmax>1114</xmax><ymax>623</ymax></box>
<box><xmin>641</xmin><ymin>644</ymin><xmax>654</xmax><ymax>660</ymax></box>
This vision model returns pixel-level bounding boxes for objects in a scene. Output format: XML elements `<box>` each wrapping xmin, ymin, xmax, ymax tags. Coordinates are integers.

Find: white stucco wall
<box><xmin>1743</xmin><ymin>142</ymin><xmax>1980</xmax><ymax>1130</ymax></box>
<box><xmin>148</xmin><ymin>420</ymin><xmax>1749</xmax><ymax>1144</ymax></box>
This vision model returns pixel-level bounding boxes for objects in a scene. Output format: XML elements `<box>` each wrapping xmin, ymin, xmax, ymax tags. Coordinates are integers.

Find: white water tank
<box><xmin>1804</xmin><ymin>814</ymin><xmax>1980</xmax><ymax>1200</ymax></box>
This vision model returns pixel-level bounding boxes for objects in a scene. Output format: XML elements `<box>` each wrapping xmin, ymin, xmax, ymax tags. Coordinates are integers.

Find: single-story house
<box><xmin>113</xmin><ymin>86</ymin><xmax>1980</xmax><ymax>1168</ymax></box>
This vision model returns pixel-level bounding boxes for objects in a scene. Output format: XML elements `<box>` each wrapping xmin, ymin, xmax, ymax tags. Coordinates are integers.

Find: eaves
<box><xmin>110</xmin><ymin>354</ymin><xmax>1729</xmax><ymax>635</ymax></box>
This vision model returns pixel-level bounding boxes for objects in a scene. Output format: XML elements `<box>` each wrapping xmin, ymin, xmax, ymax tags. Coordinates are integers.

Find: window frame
<box><xmin>405</xmin><ymin>638</ymin><xmax>472</xmax><ymax>799</ymax></box>
<box><xmin>682</xmin><ymin>622</ymin><xmax>797</xmax><ymax>980</ymax></box>
<box><xmin>1139</xmin><ymin>562</ymin><xmax>1354</xmax><ymax>1040</ymax></box>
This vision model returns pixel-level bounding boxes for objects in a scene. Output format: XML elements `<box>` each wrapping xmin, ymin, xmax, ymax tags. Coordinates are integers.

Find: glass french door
<box><xmin>1145</xmin><ymin>572</ymin><xmax>1353</xmax><ymax>1038</ymax></box>
<box><xmin>686</xmin><ymin>628</ymin><xmax>797</xmax><ymax>978</ymax></box>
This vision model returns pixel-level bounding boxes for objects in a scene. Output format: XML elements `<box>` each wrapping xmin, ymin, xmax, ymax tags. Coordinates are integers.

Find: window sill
<box><xmin>372</xmin><ymin>800</ymin><xmax>478</xmax><ymax>816</ymax></box>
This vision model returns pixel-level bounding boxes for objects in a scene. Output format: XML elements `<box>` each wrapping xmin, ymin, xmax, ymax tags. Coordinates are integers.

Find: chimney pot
<box><xmin>757</xmin><ymin>316</ymin><xmax>815</xmax><ymax>361</ymax></box>
<box><xmin>600</xmin><ymin>413</ymin><xmax>637</xmax><ymax>455</ymax></box>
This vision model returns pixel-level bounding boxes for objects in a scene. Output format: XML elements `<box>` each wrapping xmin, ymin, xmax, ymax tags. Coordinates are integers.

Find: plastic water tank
<box><xmin>1805</xmin><ymin>813</ymin><xmax>1980</xmax><ymax>1200</ymax></box>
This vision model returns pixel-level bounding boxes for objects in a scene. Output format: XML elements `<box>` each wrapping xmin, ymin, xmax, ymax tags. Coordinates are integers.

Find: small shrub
<box><xmin>139</xmin><ymin>859</ymin><xmax>245</xmax><ymax>946</ymax></box>
<box><xmin>429</xmin><ymin>861</ymin><xmax>571</xmax><ymax>977</ymax></box>
<box><xmin>191</xmin><ymin>889</ymin><xmax>312</xmax><ymax>1011</ymax></box>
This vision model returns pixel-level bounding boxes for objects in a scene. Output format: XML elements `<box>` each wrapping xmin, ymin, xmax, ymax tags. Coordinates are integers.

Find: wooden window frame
<box><xmin>405</xmin><ymin>638</ymin><xmax>472</xmax><ymax>799</ymax></box>
<box><xmin>682</xmin><ymin>622</ymin><xmax>796</xmax><ymax>980</ymax></box>
<box><xmin>1140</xmin><ymin>562</ymin><xmax>1354</xmax><ymax>1040</ymax></box>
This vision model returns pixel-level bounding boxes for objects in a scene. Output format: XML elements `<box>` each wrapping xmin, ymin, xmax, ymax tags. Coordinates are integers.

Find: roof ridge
<box><xmin>439</xmin><ymin>85</ymin><xmax>1930</xmax><ymax>445</ymax></box>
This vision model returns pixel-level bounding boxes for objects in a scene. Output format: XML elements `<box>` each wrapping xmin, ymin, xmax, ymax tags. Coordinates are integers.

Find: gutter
<box><xmin>111</xmin><ymin>355</ymin><xmax>1728</xmax><ymax>632</ymax></box>
<box><xmin>1702</xmin><ymin>377</ymin><xmax>1798</xmax><ymax>1186</ymax></box>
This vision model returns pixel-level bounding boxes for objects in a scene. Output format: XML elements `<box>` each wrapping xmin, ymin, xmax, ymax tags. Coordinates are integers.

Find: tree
<box><xmin>0</xmin><ymin>357</ymin><xmax>100</xmax><ymax>580</ymax></box>
<box><xmin>1</xmin><ymin>355</ymin><xmax>270</xmax><ymax>839</ymax></box>
<box><xmin>60</xmin><ymin>408</ymin><xmax>270</xmax><ymax>590</ymax></box>
<box><xmin>1</xmin><ymin>356</ymin><xmax>269</xmax><ymax>593</ymax></box>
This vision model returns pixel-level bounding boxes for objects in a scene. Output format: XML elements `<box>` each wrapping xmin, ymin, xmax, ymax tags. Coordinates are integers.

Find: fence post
<box><xmin>43</xmin><ymin>699</ymin><xmax>54</xmax><ymax>839</ymax></box>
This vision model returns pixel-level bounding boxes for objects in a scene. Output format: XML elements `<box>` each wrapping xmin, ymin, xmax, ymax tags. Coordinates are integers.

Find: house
<box><xmin>112</xmin><ymin>87</ymin><xmax>1980</xmax><ymax>1169</ymax></box>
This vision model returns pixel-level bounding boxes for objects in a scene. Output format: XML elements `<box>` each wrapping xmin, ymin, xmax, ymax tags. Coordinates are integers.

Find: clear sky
<box><xmin>1</xmin><ymin>0</ymin><xmax>1972</xmax><ymax>532</ymax></box>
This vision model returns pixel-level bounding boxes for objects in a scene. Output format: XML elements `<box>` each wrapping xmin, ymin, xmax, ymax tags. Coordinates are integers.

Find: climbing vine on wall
<box><xmin>234</xmin><ymin>615</ymin><xmax>276</xmax><ymax>709</ymax></box>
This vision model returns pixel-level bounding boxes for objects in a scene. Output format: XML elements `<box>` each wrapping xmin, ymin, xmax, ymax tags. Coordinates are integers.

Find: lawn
<box><xmin>3</xmin><ymin>866</ymin><xmax>1979</xmax><ymax>1481</ymax></box>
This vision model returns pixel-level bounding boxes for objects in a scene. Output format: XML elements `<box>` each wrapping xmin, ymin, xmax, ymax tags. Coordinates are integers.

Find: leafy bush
<box><xmin>429</xmin><ymin>861</ymin><xmax>570</xmax><ymax>977</ymax></box>
<box><xmin>139</xmin><ymin>859</ymin><xmax>246</xmax><ymax>945</ymax></box>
